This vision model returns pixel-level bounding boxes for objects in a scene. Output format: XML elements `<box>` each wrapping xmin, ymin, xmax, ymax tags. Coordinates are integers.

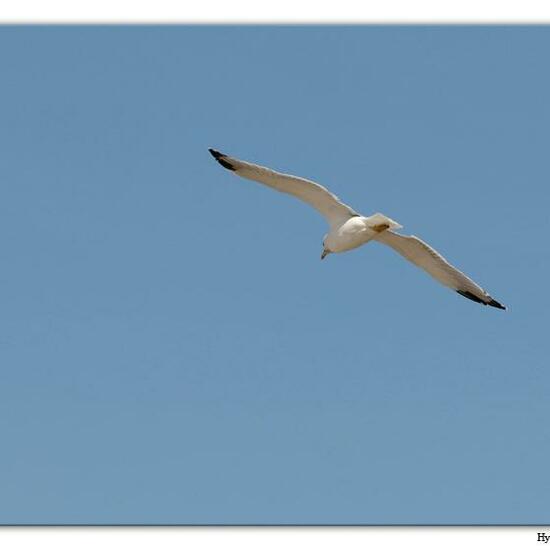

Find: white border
<box><xmin>0</xmin><ymin>4</ymin><xmax>548</xmax><ymax>548</ymax></box>
<box><xmin>1</xmin><ymin>526</ymin><xmax>550</xmax><ymax>550</ymax></box>
<box><xmin>1</xmin><ymin>0</ymin><xmax>550</xmax><ymax>23</ymax></box>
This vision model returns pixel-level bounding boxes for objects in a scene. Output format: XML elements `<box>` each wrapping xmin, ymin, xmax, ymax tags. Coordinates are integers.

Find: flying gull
<box><xmin>209</xmin><ymin>148</ymin><xmax>505</xmax><ymax>310</ymax></box>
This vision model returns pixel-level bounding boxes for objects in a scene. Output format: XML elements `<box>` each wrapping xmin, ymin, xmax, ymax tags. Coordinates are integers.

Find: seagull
<box><xmin>209</xmin><ymin>148</ymin><xmax>505</xmax><ymax>310</ymax></box>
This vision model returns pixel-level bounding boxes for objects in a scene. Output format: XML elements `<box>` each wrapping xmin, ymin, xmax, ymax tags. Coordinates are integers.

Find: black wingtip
<box><xmin>487</xmin><ymin>298</ymin><xmax>506</xmax><ymax>310</ymax></box>
<box><xmin>208</xmin><ymin>148</ymin><xmax>236</xmax><ymax>171</ymax></box>
<box><xmin>457</xmin><ymin>290</ymin><xmax>485</xmax><ymax>305</ymax></box>
<box><xmin>457</xmin><ymin>290</ymin><xmax>506</xmax><ymax>310</ymax></box>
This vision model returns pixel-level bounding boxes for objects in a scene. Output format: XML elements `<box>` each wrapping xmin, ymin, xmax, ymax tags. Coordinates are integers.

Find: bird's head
<box><xmin>321</xmin><ymin>237</ymin><xmax>331</xmax><ymax>260</ymax></box>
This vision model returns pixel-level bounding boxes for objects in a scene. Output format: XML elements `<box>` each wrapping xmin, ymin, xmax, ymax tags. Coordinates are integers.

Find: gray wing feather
<box><xmin>376</xmin><ymin>230</ymin><xmax>505</xmax><ymax>309</ymax></box>
<box><xmin>209</xmin><ymin>149</ymin><xmax>359</xmax><ymax>226</ymax></box>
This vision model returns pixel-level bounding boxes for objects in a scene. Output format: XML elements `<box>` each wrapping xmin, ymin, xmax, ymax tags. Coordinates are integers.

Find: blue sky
<box><xmin>0</xmin><ymin>26</ymin><xmax>549</xmax><ymax>524</ymax></box>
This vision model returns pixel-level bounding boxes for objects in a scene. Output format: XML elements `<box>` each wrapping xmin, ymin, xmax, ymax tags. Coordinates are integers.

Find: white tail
<box><xmin>366</xmin><ymin>212</ymin><xmax>403</xmax><ymax>231</ymax></box>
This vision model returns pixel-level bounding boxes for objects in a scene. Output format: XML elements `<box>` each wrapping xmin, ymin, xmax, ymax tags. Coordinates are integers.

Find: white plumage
<box><xmin>209</xmin><ymin>148</ymin><xmax>505</xmax><ymax>310</ymax></box>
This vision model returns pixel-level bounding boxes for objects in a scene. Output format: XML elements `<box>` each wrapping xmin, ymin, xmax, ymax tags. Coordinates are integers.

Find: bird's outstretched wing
<box><xmin>375</xmin><ymin>231</ymin><xmax>506</xmax><ymax>309</ymax></box>
<box><xmin>209</xmin><ymin>149</ymin><xmax>359</xmax><ymax>226</ymax></box>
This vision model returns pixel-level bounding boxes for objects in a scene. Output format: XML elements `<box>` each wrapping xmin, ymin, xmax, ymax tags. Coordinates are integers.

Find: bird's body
<box><xmin>208</xmin><ymin>148</ymin><xmax>506</xmax><ymax>310</ymax></box>
<box><xmin>325</xmin><ymin>216</ymin><xmax>373</xmax><ymax>253</ymax></box>
<box><xmin>324</xmin><ymin>214</ymin><xmax>400</xmax><ymax>254</ymax></box>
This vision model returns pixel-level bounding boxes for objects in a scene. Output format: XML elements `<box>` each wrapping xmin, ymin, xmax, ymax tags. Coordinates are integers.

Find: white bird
<box><xmin>209</xmin><ymin>148</ymin><xmax>505</xmax><ymax>310</ymax></box>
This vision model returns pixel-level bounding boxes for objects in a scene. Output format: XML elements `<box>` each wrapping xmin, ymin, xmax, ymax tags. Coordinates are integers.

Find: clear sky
<box><xmin>0</xmin><ymin>26</ymin><xmax>548</xmax><ymax>525</ymax></box>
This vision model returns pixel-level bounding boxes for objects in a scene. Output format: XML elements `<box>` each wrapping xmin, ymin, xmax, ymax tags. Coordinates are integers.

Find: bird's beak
<box><xmin>321</xmin><ymin>249</ymin><xmax>329</xmax><ymax>260</ymax></box>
